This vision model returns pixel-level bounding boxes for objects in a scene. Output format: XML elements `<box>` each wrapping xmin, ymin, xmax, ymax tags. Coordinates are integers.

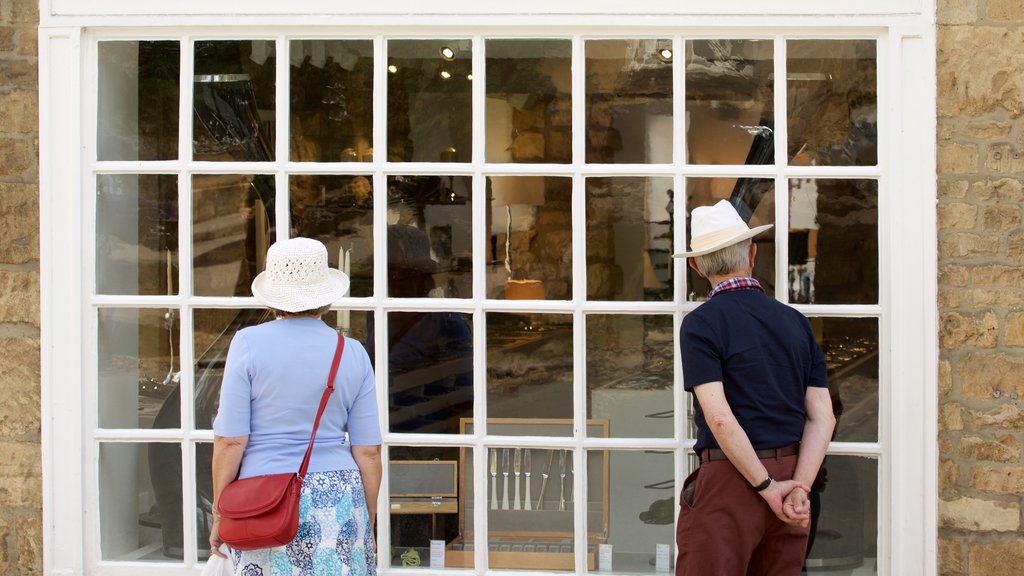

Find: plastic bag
<box><xmin>201</xmin><ymin>545</ymin><xmax>233</xmax><ymax>576</ymax></box>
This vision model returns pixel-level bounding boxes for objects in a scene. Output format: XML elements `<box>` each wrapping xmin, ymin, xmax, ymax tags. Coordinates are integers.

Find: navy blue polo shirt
<box><xmin>681</xmin><ymin>287</ymin><xmax>828</xmax><ymax>453</ymax></box>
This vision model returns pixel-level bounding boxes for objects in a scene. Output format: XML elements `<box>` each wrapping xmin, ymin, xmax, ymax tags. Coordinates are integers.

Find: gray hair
<box><xmin>693</xmin><ymin>239</ymin><xmax>752</xmax><ymax>277</ymax></box>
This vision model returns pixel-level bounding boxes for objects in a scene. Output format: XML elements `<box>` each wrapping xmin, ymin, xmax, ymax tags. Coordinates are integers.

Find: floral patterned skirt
<box><xmin>230</xmin><ymin>470</ymin><xmax>376</xmax><ymax>576</ymax></box>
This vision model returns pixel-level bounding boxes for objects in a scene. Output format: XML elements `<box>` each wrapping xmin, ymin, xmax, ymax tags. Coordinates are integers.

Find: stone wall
<box><xmin>937</xmin><ymin>2</ymin><xmax>1024</xmax><ymax>575</ymax></box>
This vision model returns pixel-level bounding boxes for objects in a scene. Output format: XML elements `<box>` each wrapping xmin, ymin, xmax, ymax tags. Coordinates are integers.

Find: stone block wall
<box><xmin>0</xmin><ymin>0</ymin><xmax>40</xmax><ymax>574</ymax></box>
<box><xmin>937</xmin><ymin>2</ymin><xmax>1024</xmax><ymax>575</ymax></box>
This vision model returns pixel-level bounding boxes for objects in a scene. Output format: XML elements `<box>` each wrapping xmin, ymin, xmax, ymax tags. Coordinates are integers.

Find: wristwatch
<box><xmin>753</xmin><ymin>476</ymin><xmax>773</xmax><ymax>492</ymax></box>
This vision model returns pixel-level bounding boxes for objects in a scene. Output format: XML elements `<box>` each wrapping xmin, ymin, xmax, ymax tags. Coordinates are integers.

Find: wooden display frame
<box><xmin>388</xmin><ymin>460</ymin><xmax>459</xmax><ymax>515</ymax></box>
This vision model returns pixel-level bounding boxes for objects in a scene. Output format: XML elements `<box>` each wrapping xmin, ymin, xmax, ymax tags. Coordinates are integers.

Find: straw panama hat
<box><xmin>251</xmin><ymin>237</ymin><xmax>351</xmax><ymax>312</ymax></box>
<box><xmin>673</xmin><ymin>200</ymin><xmax>773</xmax><ymax>258</ymax></box>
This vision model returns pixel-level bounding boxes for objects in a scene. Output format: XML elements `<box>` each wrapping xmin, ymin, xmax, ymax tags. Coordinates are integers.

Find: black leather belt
<box><xmin>701</xmin><ymin>442</ymin><xmax>800</xmax><ymax>463</ymax></box>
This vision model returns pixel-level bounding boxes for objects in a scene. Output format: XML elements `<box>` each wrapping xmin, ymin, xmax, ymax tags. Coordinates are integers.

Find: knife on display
<box><xmin>524</xmin><ymin>449</ymin><xmax>533</xmax><ymax>511</ymax></box>
<box><xmin>490</xmin><ymin>448</ymin><xmax>498</xmax><ymax>510</ymax></box>
<box><xmin>558</xmin><ymin>450</ymin><xmax>567</xmax><ymax>511</ymax></box>
<box><xmin>537</xmin><ymin>449</ymin><xmax>555</xmax><ymax>510</ymax></box>
<box><xmin>501</xmin><ymin>448</ymin><xmax>510</xmax><ymax>510</ymax></box>
<box><xmin>513</xmin><ymin>448</ymin><xmax>522</xmax><ymax>510</ymax></box>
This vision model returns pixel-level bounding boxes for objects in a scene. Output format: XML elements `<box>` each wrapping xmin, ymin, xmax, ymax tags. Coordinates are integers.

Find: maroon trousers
<box><xmin>675</xmin><ymin>454</ymin><xmax>808</xmax><ymax>576</ymax></box>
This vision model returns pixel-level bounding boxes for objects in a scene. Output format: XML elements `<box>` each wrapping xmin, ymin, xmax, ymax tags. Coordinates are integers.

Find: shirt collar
<box><xmin>708</xmin><ymin>277</ymin><xmax>764</xmax><ymax>299</ymax></box>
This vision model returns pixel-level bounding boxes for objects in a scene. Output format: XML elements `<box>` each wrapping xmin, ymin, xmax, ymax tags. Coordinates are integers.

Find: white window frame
<box><xmin>39</xmin><ymin>7</ymin><xmax>938</xmax><ymax>576</ymax></box>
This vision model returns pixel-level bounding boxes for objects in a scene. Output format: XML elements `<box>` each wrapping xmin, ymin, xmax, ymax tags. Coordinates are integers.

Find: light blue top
<box><xmin>213</xmin><ymin>317</ymin><xmax>382</xmax><ymax>479</ymax></box>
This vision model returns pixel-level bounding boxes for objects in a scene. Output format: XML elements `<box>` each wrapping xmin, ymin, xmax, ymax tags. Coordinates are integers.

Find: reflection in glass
<box><xmin>585</xmin><ymin>177</ymin><xmax>673</xmax><ymax>301</ymax></box>
<box><xmin>585</xmin><ymin>39</ymin><xmax>673</xmax><ymax>164</ymax></box>
<box><xmin>788</xmin><ymin>40</ymin><xmax>877</xmax><ymax>166</ymax></box>
<box><xmin>486</xmin><ymin>40</ymin><xmax>571</xmax><ymax>164</ymax></box>
<box><xmin>388</xmin><ymin>176</ymin><xmax>472</xmax><ymax>298</ymax></box>
<box><xmin>192</xmin><ymin>174</ymin><xmax>275</xmax><ymax>297</ymax></box>
<box><xmin>597</xmin><ymin>450</ymin><xmax>674</xmax><ymax>573</ymax></box>
<box><xmin>487</xmin><ymin>313</ymin><xmax>573</xmax><ymax>429</ymax></box>
<box><xmin>383</xmin><ymin>312</ymin><xmax>473</xmax><ymax>434</ymax></box>
<box><xmin>98</xmin><ymin>41</ymin><xmax>180</xmax><ymax>161</ymax></box>
<box><xmin>97</xmin><ymin>174</ymin><xmax>179</xmax><ymax>295</ymax></box>
<box><xmin>193</xmin><ymin>40</ymin><xmax>276</xmax><ymax>162</ymax></box>
<box><xmin>289</xmin><ymin>175</ymin><xmax>374</xmax><ymax>297</ymax></box>
<box><xmin>686</xmin><ymin>178</ymin><xmax>775</xmax><ymax>301</ymax></box>
<box><xmin>806</xmin><ymin>457</ymin><xmax>878</xmax><ymax>574</ymax></box>
<box><xmin>387</xmin><ymin>446</ymin><xmax>465</xmax><ymax>568</ymax></box>
<box><xmin>98</xmin><ymin>308</ymin><xmax>180</xmax><ymax>430</ymax></box>
<box><xmin>814</xmin><ymin>318</ymin><xmax>878</xmax><ymax>443</ymax></box>
<box><xmin>789</xmin><ymin>179</ymin><xmax>877</xmax><ymax>304</ymax></box>
<box><xmin>686</xmin><ymin>40</ymin><xmax>773</xmax><ymax>165</ymax></box>
<box><xmin>587</xmin><ymin>315</ymin><xmax>674</xmax><ymax>438</ymax></box>
<box><xmin>388</xmin><ymin>40</ymin><xmax>472</xmax><ymax>162</ymax></box>
<box><xmin>100</xmin><ymin>442</ymin><xmax>184</xmax><ymax>561</ymax></box>
<box><xmin>290</xmin><ymin>40</ymin><xmax>374</xmax><ymax>162</ymax></box>
<box><xmin>194</xmin><ymin>443</ymin><xmax>214</xmax><ymax>563</ymax></box>
<box><xmin>487</xmin><ymin>177</ymin><xmax>572</xmax><ymax>300</ymax></box>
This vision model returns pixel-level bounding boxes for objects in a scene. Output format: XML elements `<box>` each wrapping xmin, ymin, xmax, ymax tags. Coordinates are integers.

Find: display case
<box><xmin>445</xmin><ymin>418</ymin><xmax>609</xmax><ymax>570</ymax></box>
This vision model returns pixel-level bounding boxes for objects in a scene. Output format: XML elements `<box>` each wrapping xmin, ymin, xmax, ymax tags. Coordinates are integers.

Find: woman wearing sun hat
<box><xmin>209</xmin><ymin>237</ymin><xmax>382</xmax><ymax>576</ymax></box>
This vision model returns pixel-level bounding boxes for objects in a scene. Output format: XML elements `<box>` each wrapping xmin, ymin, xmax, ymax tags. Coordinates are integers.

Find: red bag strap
<box><xmin>298</xmin><ymin>332</ymin><xmax>345</xmax><ymax>479</ymax></box>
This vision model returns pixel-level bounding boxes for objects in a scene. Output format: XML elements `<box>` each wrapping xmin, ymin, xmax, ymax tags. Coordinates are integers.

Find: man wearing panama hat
<box><xmin>674</xmin><ymin>200</ymin><xmax>835</xmax><ymax>576</ymax></box>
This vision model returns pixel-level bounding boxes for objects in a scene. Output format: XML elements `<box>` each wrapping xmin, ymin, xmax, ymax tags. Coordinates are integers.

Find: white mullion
<box><xmin>571</xmin><ymin>33</ymin><xmax>587</xmax><ymax>576</ymax></box>
<box><xmin>275</xmin><ymin>35</ymin><xmax>290</xmax><ymax>241</ymax></box>
<box><xmin>673</xmin><ymin>31</ymin><xmax>689</xmax><ymax>511</ymax></box>
<box><xmin>774</xmin><ymin>35</ymin><xmax>789</xmax><ymax>305</ymax></box>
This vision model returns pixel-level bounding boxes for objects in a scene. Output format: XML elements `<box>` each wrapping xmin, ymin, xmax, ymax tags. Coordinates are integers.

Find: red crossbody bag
<box><xmin>216</xmin><ymin>332</ymin><xmax>345</xmax><ymax>550</ymax></box>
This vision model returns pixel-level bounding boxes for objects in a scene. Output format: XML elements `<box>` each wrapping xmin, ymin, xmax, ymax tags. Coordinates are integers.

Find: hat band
<box><xmin>690</xmin><ymin>223</ymin><xmax>754</xmax><ymax>253</ymax></box>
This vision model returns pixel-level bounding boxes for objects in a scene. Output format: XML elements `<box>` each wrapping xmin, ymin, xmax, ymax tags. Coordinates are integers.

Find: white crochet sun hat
<box><xmin>251</xmin><ymin>237</ymin><xmax>350</xmax><ymax>312</ymax></box>
<box><xmin>673</xmin><ymin>200</ymin><xmax>773</xmax><ymax>258</ymax></box>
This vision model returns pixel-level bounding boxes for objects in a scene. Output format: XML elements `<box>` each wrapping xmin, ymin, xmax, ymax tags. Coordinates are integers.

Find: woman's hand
<box><xmin>209</xmin><ymin>514</ymin><xmax>228</xmax><ymax>558</ymax></box>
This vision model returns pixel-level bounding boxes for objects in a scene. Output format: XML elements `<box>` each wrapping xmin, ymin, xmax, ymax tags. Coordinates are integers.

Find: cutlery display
<box><xmin>558</xmin><ymin>450</ymin><xmax>567</xmax><ymax>511</ymax></box>
<box><xmin>489</xmin><ymin>448</ymin><xmax>498</xmax><ymax>510</ymax></box>
<box><xmin>537</xmin><ymin>449</ymin><xmax>555</xmax><ymax>510</ymax></box>
<box><xmin>524</xmin><ymin>449</ymin><xmax>533</xmax><ymax>511</ymax></box>
<box><xmin>501</xmin><ymin>448</ymin><xmax>510</xmax><ymax>510</ymax></box>
<box><xmin>513</xmin><ymin>448</ymin><xmax>522</xmax><ymax>510</ymax></box>
<box><xmin>567</xmin><ymin>452</ymin><xmax>574</xmax><ymax>503</ymax></box>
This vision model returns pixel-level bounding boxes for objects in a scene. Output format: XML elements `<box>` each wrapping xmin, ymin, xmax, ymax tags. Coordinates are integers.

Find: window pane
<box><xmin>685</xmin><ymin>178</ymin><xmax>775</xmax><ymax>301</ymax></box>
<box><xmin>387</xmin><ymin>446</ymin><xmax>466</xmax><ymax>568</ymax></box>
<box><xmin>789</xmin><ymin>179</ymin><xmax>877</xmax><ymax>304</ymax></box>
<box><xmin>98</xmin><ymin>308</ymin><xmax>180</xmax><ymax>429</ymax></box>
<box><xmin>487</xmin><ymin>176</ymin><xmax>572</xmax><ymax>300</ymax></box>
<box><xmin>587</xmin><ymin>315</ymin><xmax>674</xmax><ymax>439</ymax></box>
<box><xmin>807</xmin><ymin>456</ymin><xmax>878</xmax><ymax>574</ymax></box>
<box><xmin>487</xmin><ymin>313</ymin><xmax>573</xmax><ymax>431</ymax></box>
<box><xmin>289</xmin><ymin>174</ymin><xmax>374</xmax><ymax>298</ymax></box>
<box><xmin>815</xmin><ymin>317</ymin><xmax>878</xmax><ymax>443</ymax></box>
<box><xmin>100</xmin><ymin>442</ymin><xmax>186</xmax><ymax>561</ymax></box>
<box><xmin>289</xmin><ymin>40</ymin><xmax>374</xmax><ymax>162</ymax></box>
<box><xmin>585</xmin><ymin>177</ymin><xmax>674</xmax><ymax>301</ymax></box>
<box><xmin>586</xmin><ymin>39</ymin><xmax>673</xmax><ymax>164</ymax></box>
<box><xmin>788</xmin><ymin>40</ymin><xmax>877</xmax><ymax>166</ymax></box>
<box><xmin>194</xmin><ymin>442</ymin><xmax>214</xmax><ymax>562</ymax></box>
<box><xmin>96</xmin><ymin>174</ymin><xmax>179</xmax><ymax>295</ymax></box>
<box><xmin>192</xmin><ymin>174</ymin><xmax>275</xmax><ymax>297</ymax></box>
<box><xmin>685</xmin><ymin>39</ymin><xmax>774</xmax><ymax>165</ymax></box>
<box><xmin>592</xmin><ymin>449</ymin><xmax>673</xmax><ymax>574</ymax></box>
<box><xmin>385</xmin><ymin>312</ymin><xmax>474</xmax><ymax>434</ymax></box>
<box><xmin>388</xmin><ymin>39</ymin><xmax>472</xmax><ymax>162</ymax></box>
<box><xmin>486</xmin><ymin>39</ymin><xmax>572</xmax><ymax>164</ymax></box>
<box><xmin>193</xmin><ymin>40</ymin><xmax>276</xmax><ymax>162</ymax></box>
<box><xmin>98</xmin><ymin>41</ymin><xmax>180</xmax><ymax>161</ymax></box>
<box><xmin>388</xmin><ymin>175</ymin><xmax>473</xmax><ymax>298</ymax></box>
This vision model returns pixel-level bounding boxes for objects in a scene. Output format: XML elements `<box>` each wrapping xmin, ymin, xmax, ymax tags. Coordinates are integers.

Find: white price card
<box><xmin>430</xmin><ymin>540</ymin><xmax>446</xmax><ymax>569</ymax></box>
<box><xmin>655</xmin><ymin>543</ymin><xmax>671</xmax><ymax>572</ymax></box>
<box><xmin>598</xmin><ymin>544</ymin><xmax>613</xmax><ymax>571</ymax></box>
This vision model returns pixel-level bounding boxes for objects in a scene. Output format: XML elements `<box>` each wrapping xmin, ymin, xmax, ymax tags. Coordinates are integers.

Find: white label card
<box><xmin>430</xmin><ymin>540</ymin><xmax>446</xmax><ymax>569</ymax></box>
<box><xmin>598</xmin><ymin>544</ymin><xmax>613</xmax><ymax>571</ymax></box>
<box><xmin>655</xmin><ymin>543</ymin><xmax>671</xmax><ymax>572</ymax></box>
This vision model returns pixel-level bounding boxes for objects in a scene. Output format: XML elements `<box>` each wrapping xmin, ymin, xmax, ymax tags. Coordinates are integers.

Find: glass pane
<box><xmin>97</xmin><ymin>174</ymin><xmax>179</xmax><ymax>295</ymax></box>
<box><xmin>789</xmin><ymin>179</ymin><xmax>877</xmax><ymax>304</ymax></box>
<box><xmin>487</xmin><ymin>177</ymin><xmax>572</xmax><ymax>300</ymax></box>
<box><xmin>806</xmin><ymin>456</ymin><xmax>878</xmax><ymax>575</ymax></box>
<box><xmin>486</xmin><ymin>39</ymin><xmax>571</xmax><ymax>164</ymax></box>
<box><xmin>193</xmin><ymin>40</ymin><xmax>276</xmax><ymax>162</ymax></box>
<box><xmin>585</xmin><ymin>39</ymin><xmax>673</xmax><ymax>164</ymax></box>
<box><xmin>98</xmin><ymin>308</ymin><xmax>180</xmax><ymax>429</ymax></box>
<box><xmin>385</xmin><ymin>312</ymin><xmax>474</xmax><ymax>434</ymax></box>
<box><xmin>487</xmin><ymin>313</ymin><xmax>573</xmax><ymax>430</ymax></box>
<box><xmin>98</xmin><ymin>41</ymin><xmax>180</xmax><ymax>161</ymax></box>
<box><xmin>387</xmin><ymin>176</ymin><xmax>473</xmax><ymax>298</ymax></box>
<box><xmin>387</xmin><ymin>446</ymin><xmax>465</xmax><ymax>568</ymax></box>
<box><xmin>815</xmin><ymin>317</ymin><xmax>878</xmax><ymax>443</ymax></box>
<box><xmin>685</xmin><ymin>178</ymin><xmax>776</xmax><ymax>301</ymax></box>
<box><xmin>194</xmin><ymin>442</ymin><xmax>214</xmax><ymax>562</ymax></box>
<box><xmin>686</xmin><ymin>39</ymin><xmax>774</xmax><ymax>165</ymax></box>
<box><xmin>192</xmin><ymin>174</ymin><xmax>275</xmax><ymax>297</ymax></box>
<box><xmin>289</xmin><ymin>40</ymin><xmax>374</xmax><ymax>162</ymax></box>
<box><xmin>788</xmin><ymin>40</ymin><xmax>877</xmax><ymax>166</ymax></box>
<box><xmin>289</xmin><ymin>175</ymin><xmax>374</xmax><ymax>298</ymax></box>
<box><xmin>593</xmin><ymin>449</ymin><xmax>674</xmax><ymax>574</ymax></box>
<box><xmin>100</xmin><ymin>442</ymin><xmax>186</xmax><ymax>561</ymax></box>
<box><xmin>585</xmin><ymin>177</ymin><xmax>674</xmax><ymax>301</ymax></box>
<box><xmin>388</xmin><ymin>39</ymin><xmax>472</xmax><ymax>162</ymax></box>
<box><xmin>587</xmin><ymin>315</ymin><xmax>674</xmax><ymax>438</ymax></box>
